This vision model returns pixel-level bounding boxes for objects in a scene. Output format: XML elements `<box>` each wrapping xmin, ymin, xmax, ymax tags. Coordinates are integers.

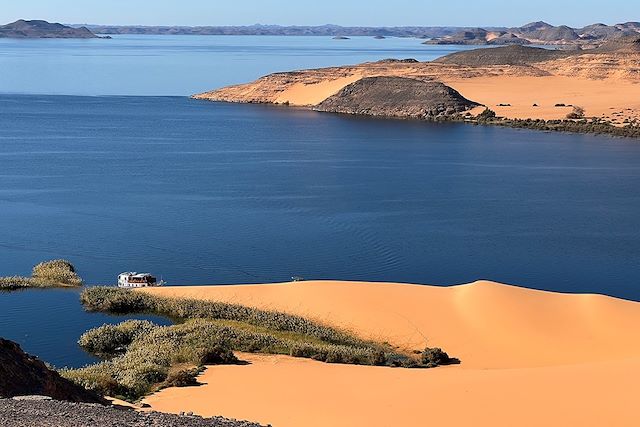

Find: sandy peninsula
<box><xmin>195</xmin><ymin>40</ymin><xmax>640</xmax><ymax>128</ymax></box>
<box><xmin>141</xmin><ymin>280</ymin><xmax>640</xmax><ymax>427</ymax></box>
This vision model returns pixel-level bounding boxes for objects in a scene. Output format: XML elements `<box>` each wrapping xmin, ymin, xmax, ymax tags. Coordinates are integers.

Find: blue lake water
<box><xmin>0</xmin><ymin>35</ymin><xmax>471</xmax><ymax>96</ymax></box>
<box><xmin>1</xmin><ymin>36</ymin><xmax>639</xmax><ymax>368</ymax></box>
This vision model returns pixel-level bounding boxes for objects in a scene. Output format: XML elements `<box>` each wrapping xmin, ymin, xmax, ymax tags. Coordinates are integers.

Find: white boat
<box><xmin>117</xmin><ymin>272</ymin><xmax>165</xmax><ymax>288</ymax></box>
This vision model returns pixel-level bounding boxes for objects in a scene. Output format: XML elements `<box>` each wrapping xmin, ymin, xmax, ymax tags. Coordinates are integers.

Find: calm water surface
<box><xmin>0</xmin><ymin>35</ymin><xmax>471</xmax><ymax>96</ymax></box>
<box><xmin>0</xmin><ymin>37</ymin><xmax>639</xmax><ymax>367</ymax></box>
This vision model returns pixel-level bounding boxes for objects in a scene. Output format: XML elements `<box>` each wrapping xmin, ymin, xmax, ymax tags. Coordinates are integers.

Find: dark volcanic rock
<box><xmin>0</xmin><ymin>338</ymin><xmax>105</xmax><ymax>404</ymax></box>
<box><xmin>434</xmin><ymin>45</ymin><xmax>571</xmax><ymax>66</ymax></box>
<box><xmin>0</xmin><ymin>399</ymin><xmax>264</xmax><ymax>427</ymax></box>
<box><xmin>315</xmin><ymin>76</ymin><xmax>479</xmax><ymax>120</ymax></box>
<box><xmin>0</xmin><ymin>20</ymin><xmax>99</xmax><ymax>39</ymax></box>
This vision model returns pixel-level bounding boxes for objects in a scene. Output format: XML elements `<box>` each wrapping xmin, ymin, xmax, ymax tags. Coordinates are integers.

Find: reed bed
<box><xmin>66</xmin><ymin>287</ymin><xmax>457</xmax><ymax>401</ymax></box>
<box><xmin>0</xmin><ymin>260</ymin><xmax>82</xmax><ymax>290</ymax></box>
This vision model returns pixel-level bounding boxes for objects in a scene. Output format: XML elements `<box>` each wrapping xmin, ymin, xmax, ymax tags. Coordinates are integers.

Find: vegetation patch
<box><xmin>474</xmin><ymin>108</ymin><xmax>640</xmax><ymax>138</ymax></box>
<box><xmin>65</xmin><ymin>287</ymin><xmax>458</xmax><ymax>400</ymax></box>
<box><xmin>0</xmin><ymin>260</ymin><xmax>82</xmax><ymax>290</ymax></box>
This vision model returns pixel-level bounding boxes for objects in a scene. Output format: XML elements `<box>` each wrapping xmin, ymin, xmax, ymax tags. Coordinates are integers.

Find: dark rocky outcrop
<box><xmin>315</xmin><ymin>76</ymin><xmax>479</xmax><ymax>120</ymax></box>
<box><xmin>0</xmin><ymin>399</ymin><xmax>264</xmax><ymax>427</ymax></box>
<box><xmin>0</xmin><ymin>338</ymin><xmax>105</xmax><ymax>403</ymax></box>
<box><xmin>434</xmin><ymin>45</ymin><xmax>571</xmax><ymax>66</ymax></box>
<box><xmin>0</xmin><ymin>20</ymin><xmax>100</xmax><ymax>39</ymax></box>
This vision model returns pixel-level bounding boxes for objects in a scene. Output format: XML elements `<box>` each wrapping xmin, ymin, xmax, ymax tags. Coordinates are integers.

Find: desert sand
<box><xmin>141</xmin><ymin>281</ymin><xmax>640</xmax><ymax>426</ymax></box>
<box><xmin>195</xmin><ymin>43</ymin><xmax>640</xmax><ymax>125</ymax></box>
<box><xmin>441</xmin><ymin>76</ymin><xmax>640</xmax><ymax>122</ymax></box>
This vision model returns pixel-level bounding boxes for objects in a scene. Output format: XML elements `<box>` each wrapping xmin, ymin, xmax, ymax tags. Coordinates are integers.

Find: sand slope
<box><xmin>143</xmin><ymin>281</ymin><xmax>640</xmax><ymax>369</ymax></box>
<box><xmin>142</xmin><ymin>281</ymin><xmax>640</xmax><ymax>426</ymax></box>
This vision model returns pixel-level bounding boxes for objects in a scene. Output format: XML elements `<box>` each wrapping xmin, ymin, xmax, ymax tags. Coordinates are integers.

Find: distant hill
<box><xmin>0</xmin><ymin>20</ymin><xmax>102</xmax><ymax>39</ymax></box>
<box><xmin>424</xmin><ymin>21</ymin><xmax>640</xmax><ymax>46</ymax></box>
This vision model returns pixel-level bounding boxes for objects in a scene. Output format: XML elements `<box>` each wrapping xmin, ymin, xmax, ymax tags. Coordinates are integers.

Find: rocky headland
<box><xmin>194</xmin><ymin>37</ymin><xmax>640</xmax><ymax>137</ymax></box>
<box><xmin>0</xmin><ymin>20</ymin><xmax>103</xmax><ymax>39</ymax></box>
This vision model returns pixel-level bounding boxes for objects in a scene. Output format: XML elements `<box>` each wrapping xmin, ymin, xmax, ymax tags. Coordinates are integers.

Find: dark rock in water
<box><xmin>0</xmin><ymin>19</ymin><xmax>101</xmax><ymax>39</ymax></box>
<box><xmin>0</xmin><ymin>399</ymin><xmax>265</xmax><ymax>427</ymax></box>
<box><xmin>434</xmin><ymin>45</ymin><xmax>571</xmax><ymax>66</ymax></box>
<box><xmin>332</xmin><ymin>36</ymin><xmax>350</xmax><ymax>40</ymax></box>
<box><xmin>0</xmin><ymin>338</ymin><xmax>105</xmax><ymax>404</ymax></box>
<box><xmin>373</xmin><ymin>35</ymin><xmax>386</xmax><ymax>39</ymax></box>
<box><xmin>315</xmin><ymin>76</ymin><xmax>479</xmax><ymax>120</ymax></box>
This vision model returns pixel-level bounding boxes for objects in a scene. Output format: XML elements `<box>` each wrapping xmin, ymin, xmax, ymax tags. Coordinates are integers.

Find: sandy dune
<box><xmin>442</xmin><ymin>76</ymin><xmax>640</xmax><ymax>122</ymax></box>
<box><xmin>142</xmin><ymin>281</ymin><xmax>640</xmax><ymax>426</ymax></box>
<box><xmin>274</xmin><ymin>74</ymin><xmax>363</xmax><ymax>106</ymax></box>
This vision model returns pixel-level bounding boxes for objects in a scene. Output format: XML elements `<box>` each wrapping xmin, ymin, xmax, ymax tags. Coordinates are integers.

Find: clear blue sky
<box><xmin>1</xmin><ymin>0</ymin><xmax>637</xmax><ymax>27</ymax></box>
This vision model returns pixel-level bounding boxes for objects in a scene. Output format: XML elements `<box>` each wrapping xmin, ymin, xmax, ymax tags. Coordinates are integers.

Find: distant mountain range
<box><xmin>84</xmin><ymin>21</ymin><xmax>640</xmax><ymax>46</ymax></box>
<box><xmin>82</xmin><ymin>23</ymin><xmax>463</xmax><ymax>38</ymax></box>
<box><xmin>3</xmin><ymin>20</ymin><xmax>639</xmax><ymax>46</ymax></box>
<box><xmin>0</xmin><ymin>20</ymin><xmax>103</xmax><ymax>39</ymax></box>
<box><xmin>423</xmin><ymin>21</ymin><xmax>640</xmax><ymax>46</ymax></box>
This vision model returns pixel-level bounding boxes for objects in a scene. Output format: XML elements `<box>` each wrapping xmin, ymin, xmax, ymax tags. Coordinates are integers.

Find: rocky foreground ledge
<box><xmin>0</xmin><ymin>398</ymin><xmax>265</xmax><ymax>427</ymax></box>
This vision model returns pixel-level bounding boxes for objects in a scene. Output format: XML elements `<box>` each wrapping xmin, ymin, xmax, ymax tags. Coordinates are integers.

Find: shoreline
<box><xmin>195</xmin><ymin>97</ymin><xmax>640</xmax><ymax>139</ymax></box>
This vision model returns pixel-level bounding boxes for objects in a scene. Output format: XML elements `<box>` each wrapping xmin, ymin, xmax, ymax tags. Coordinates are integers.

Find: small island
<box><xmin>0</xmin><ymin>20</ymin><xmax>105</xmax><ymax>39</ymax></box>
<box><xmin>0</xmin><ymin>260</ymin><xmax>83</xmax><ymax>291</ymax></box>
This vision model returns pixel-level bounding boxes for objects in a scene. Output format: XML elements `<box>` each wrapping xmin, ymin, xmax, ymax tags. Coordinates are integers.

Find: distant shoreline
<box><xmin>81</xmin><ymin>21</ymin><xmax>640</xmax><ymax>48</ymax></box>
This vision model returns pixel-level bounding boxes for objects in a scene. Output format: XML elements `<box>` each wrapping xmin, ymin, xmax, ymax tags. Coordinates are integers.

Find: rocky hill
<box><xmin>0</xmin><ymin>338</ymin><xmax>104</xmax><ymax>403</ymax></box>
<box><xmin>425</xmin><ymin>21</ymin><xmax>640</xmax><ymax>46</ymax></box>
<box><xmin>315</xmin><ymin>77</ymin><xmax>479</xmax><ymax>119</ymax></box>
<box><xmin>0</xmin><ymin>20</ymin><xmax>101</xmax><ymax>39</ymax></box>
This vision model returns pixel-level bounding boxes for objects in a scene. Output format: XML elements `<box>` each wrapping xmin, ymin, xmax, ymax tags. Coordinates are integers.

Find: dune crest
<box><xmin>143</xmin><ymin>280</ymin><xmax>640</xmax><ymax>369</ymax></box>
<box><xmin>142</xmin><ymin>281</ymin><xmax>640</xmax><ymax>427</ymax></box>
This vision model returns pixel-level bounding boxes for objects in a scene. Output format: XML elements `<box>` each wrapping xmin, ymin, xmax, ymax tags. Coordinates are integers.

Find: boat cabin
<box><xmin>117</xmin><ymin>272</ymin><xmax>159</xmax><ymax>288</ymax></box>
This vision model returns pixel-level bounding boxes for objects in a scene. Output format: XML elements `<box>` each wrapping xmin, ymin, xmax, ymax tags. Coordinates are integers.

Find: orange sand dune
<box><xmin>145</xmin><ymin>353</ymin><xmax>640</xmax><ymax>427</ymax></box>
<box><xmin>442</xmin><ymin>76</ymin><xmax>640</xmax><ymax>122</ymax></box>
<box><xmin>142</xmin><ymin>281</ymin><xmax>640</xmax><ymax>426</ymax></box>
<box><xmin>143</xmin><ymin>281</ymin><xmax>640</xmax><ymax>369</ymax></box>
<box><xmin>274</xmin><ymin>74</ymin><xmax>363</xmax><ymax>106</ymax></box>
